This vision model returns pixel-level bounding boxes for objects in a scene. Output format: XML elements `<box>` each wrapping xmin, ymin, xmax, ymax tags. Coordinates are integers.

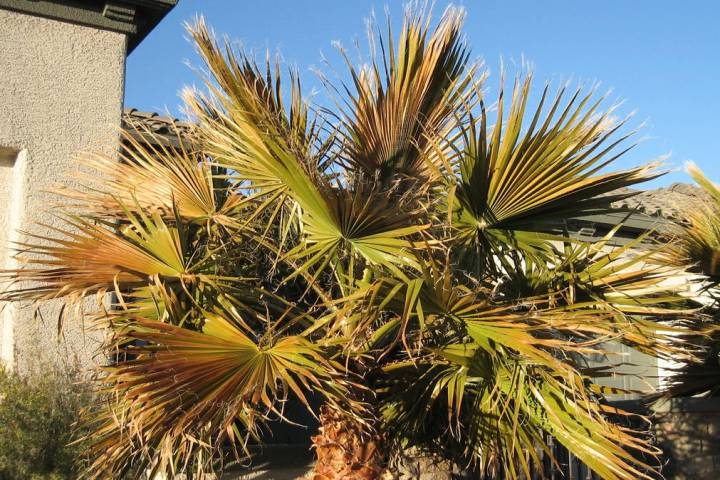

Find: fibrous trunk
<box><xmin>309</xmin><ymin>407</ymin><xmax>388</xmax><ymax>480</ymax></box>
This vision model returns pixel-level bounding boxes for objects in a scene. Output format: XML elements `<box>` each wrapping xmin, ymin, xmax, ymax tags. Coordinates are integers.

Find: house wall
<box><xmin>0</xmin><ymin>9</ymin><xmax>127</xmax><ymax>372</ymax></box>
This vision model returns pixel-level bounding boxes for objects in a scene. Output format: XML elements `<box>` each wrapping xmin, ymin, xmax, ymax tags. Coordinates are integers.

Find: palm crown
<box><xmin>0</xmin><ymin>6</ymin><xmax>697</xmax><ymax>480</ymax></box>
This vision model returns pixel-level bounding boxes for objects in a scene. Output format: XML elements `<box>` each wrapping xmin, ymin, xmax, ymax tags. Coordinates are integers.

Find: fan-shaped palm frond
<box><xmin>451</xmin><ymin>75</ymin><xmax>661</xmax><ymax>271</ymax></box>
<box><xmin>82</xmin><ymin>312</ymin><xmax>348</xmax><ymax>480</ymax></box>
<box><xmin>186</xmin><ymin>22</ymin><xmax>429</xmax><ymax>278</ymax></box>
<box><xmin>347</xmin><ymin>250</ymin><xmax>696</xmax><ymax>478</ymax></box>
<box><xmin>496</xmin><ymin>229</ymin><xmax>699</xmax><ymax>358</ymax></box>
<box><xmin>1</xmin><ymin>209</ymin><xmax>187</xmax><ymax>306</ymax></box>
<box><xmin>337</xmin><ymin>5</ymin><xmax>479</xmax><ymax>183</ymax></box>
<box><xmin>56</xmin><ymin>124</ymin><xmax>235</xmax><ymax>223</ymax></box>
<box><xmin>186</xmin><ymin>19</ymin><xmax>324</xmax><ymax>206</ymax></box>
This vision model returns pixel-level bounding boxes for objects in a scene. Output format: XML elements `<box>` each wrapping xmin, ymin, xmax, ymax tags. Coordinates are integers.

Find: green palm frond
<box><xmin>438</xmin><ymin>346</ymin><xmax>658</xmax><ymax>480</ymax></box>
<box><xmin>284</xmin><ymin>183</ymin><xmax>428</xmax><ymax>283</ymax></box>
<box><xmin>451</xmin><ymin>74</ymin><xmax>661</xmax><ymax>270</ymax></box>
<box><xmin>187</xmin><ymin>21</ymin><xmax>427</xmax><ymax>278</ymax></box>
<box><xmin>496</xmin><ymin>229</ymin><xmax>699</xmax><ymax>359</ymax></box>
<box><xmin>1</xmin><ymin>209</ymin><xmax>187</xmax><ymax>305</ymax></box>
<box><xmin>186</xmin><ymin>19</ymin><xmax>324</xmax><ymax>206</ymax></box>
<box><xmin>379</xmin><ymin>313</ymin><xmax>661</xmax><ymax>480</ymax></box>
<box><xmin>354</xmin><ymin>254</ymin><xmax>690</xmax><ymax>478</ymax></box>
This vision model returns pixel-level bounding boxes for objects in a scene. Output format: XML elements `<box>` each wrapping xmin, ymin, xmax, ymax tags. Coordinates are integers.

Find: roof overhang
<box><xmin>0</xmin><ymin>0</ymin><xmax>177</xmax><ymax>54</ymax></box>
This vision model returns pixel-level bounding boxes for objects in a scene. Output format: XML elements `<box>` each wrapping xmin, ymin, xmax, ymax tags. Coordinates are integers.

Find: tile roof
<box><xmin>120</xmin><ymin>108</ymin><xmax>713</xmax><ymax>224</ymax></box>
<box><xmin>122</xmin><ymin>108</ymin><xmax>193</xmax><ymax>135</ymax></box>
<box><xmin>610</xmin><ymin>184</ymin><xmax>712</xmax><ymax>223</ymax></box>
<box><xmin>122</xmin><ymin>108</ymin><xmax>193</xmax><ymax>147</ymax></box>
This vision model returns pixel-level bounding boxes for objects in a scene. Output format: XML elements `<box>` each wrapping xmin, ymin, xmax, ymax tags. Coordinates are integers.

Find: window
<box><xmin>0</xmin><ymin>147</ymin><xmax>22</xmax><ymax>368</ymax></box>
<box><xmin>0</xmin><ymin>146</ymin><xmax>20</xmax><ymax>263</ymax></box>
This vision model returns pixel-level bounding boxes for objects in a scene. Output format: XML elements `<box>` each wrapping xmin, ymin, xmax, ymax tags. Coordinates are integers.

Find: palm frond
<box><xmin>187</xmin><ymin>21</ymin><xmax>428</xmax><ymax>277</ymax></box>
<box><xmin>56</xmin><ymin>123</ymin><xmax>231</xmax><ymax>223</ymax></box>
<box><xmin>83</xmin><ymin>314</ymin><xmax>346</xmax><ymax>479</ymax></box>
<box><xmin>653</xmin><ymin>164</ymin><xmax>720</xmax><ymax>400</ymax></box>
<box><xmin>338</xmin><ymin>5</ymin><xmax>479</xmax><ymax>183</ymax></box>
<box><xmin>378</xmin><ymin>303</ymin><xmax>661</xmax><ymax>480</ymax></box>
<box><xmin>185</xmin><ymin>19</ymin><xmax>325</xmax><ymax>208</ymax></box>
<box><xmin>451</xmin><ymin>75</ymin><xmax>662</xmax><ymax>270</ymax></box>
<box><xmin>1</xmin><ymin>209</ymin><xmax>187</xmax><ymax>305</ymax></box>
<box><xmin>660</xmin><ymin>162</ymin><xmax>720</xmax><ymax>276</ymax></box>
<box><xmin>496</xmin><ymin>230</ymin><xmax>700</xmax><ymax>359</ymax></box>
<box><xmin>354</xmin><ymin>254</ymin><xmax>689</xmax><ymax>479</ymax></box>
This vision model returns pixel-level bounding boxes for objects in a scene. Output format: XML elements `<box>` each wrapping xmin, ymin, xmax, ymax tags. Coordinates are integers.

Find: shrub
<box><xmin>0</xmin><ymin>362</ymin><xmax>92</xmax><ymax>480</ymax></box>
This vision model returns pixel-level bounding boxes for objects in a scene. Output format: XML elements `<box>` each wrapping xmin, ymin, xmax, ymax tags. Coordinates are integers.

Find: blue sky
<box><xmin>125</xmin><ymin>1</ymin><xmax>720</xmax><ymax>186</ymax></box>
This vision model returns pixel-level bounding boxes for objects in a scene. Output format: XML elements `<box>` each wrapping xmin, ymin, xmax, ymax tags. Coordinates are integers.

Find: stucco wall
<box><xmin>0</xmin><ymin>9</ymin><xmax>126</xmax><ymax>372</ymax></box>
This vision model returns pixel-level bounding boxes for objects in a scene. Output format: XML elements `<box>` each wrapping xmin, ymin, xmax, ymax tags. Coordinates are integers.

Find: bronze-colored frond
<box><xmin>338</xmin><ymin>6</ymin><xmax>479</xmax><ymax>183</ymax></box>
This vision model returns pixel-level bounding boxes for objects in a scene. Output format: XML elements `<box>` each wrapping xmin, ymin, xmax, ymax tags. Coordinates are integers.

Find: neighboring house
<box><xmin>0</xmin><ymin>0</ymin><xmax>177</xmax><ymax>372</ymax></box>
<box><xmin>580</xmin><ymin>184</ymin><xmax>711</xmax><ymax>397</ymax></box>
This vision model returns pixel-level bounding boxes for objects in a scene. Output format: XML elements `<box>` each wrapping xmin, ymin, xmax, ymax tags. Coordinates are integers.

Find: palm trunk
<box><xmin>309</xmin><ymin>406</ymin><xmax>387</xmax><ymax>480</ymax></box>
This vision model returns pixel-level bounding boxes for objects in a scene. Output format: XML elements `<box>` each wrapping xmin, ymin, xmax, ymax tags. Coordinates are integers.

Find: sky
<box><xmin>125</xmin><ymin>1</ymin><xmax>720</xmax><ymax>187</ymax></box>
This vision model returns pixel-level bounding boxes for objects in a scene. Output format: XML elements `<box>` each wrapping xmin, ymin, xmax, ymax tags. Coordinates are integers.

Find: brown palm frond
<box><xmin>1</xmin><ymin>210</ymin><xmax>186</xmax><ymax>305</ymax></box>
<box><xmin>83</xmin><ymin>314</ymin><xmax>347</xmax><ymax>479</ymax></box>
<box><xmin>55</xmin><ymin>122</ymin><xmax>230</xmax><ymax>223</ymax></box>
<box><xmin>186</xmin><ymin>21</ymin><xmax>430</xmax><ymax>280</ymax></box>
<box><xmin>337</xmin><ymin>5</ymin><xmax>480</xmax><ymax>183</ymax></box>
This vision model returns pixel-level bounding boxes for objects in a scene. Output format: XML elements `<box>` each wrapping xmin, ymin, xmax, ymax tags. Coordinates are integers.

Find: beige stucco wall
<box><xmin>0</xmin><ymin>9</ymin><xmax>127</xmax><ymax>372</ymax></box>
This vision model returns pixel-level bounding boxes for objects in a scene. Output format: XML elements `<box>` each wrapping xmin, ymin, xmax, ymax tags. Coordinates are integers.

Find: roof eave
<box><xmin>0</xmin><ymin>0</ymin><xmax>177</xmax><ymax>54</ymax></box>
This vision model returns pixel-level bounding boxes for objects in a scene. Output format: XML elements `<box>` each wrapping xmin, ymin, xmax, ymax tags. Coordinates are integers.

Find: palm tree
<box><xmin>0</xmin><ymin>6</ymin><xmax>697</xmax><ymax>479</ymax></box>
